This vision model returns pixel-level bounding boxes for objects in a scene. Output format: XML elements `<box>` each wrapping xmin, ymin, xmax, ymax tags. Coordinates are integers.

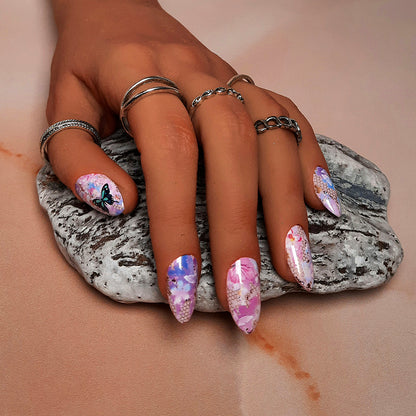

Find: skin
<box><xmin>47</xmin><ymin>0</ymin><xmax>330</xmax><ymax>315</ymax></box>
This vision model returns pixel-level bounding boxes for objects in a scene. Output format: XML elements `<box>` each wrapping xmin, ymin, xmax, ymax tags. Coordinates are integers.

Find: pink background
<box><xmin>1</xmin><ymin>0</ymin><xmax>415</xmax><ymax>414</ymax></box>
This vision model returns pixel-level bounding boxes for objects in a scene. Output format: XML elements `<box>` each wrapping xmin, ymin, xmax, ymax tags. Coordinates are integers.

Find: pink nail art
<box><xmin>75</xmin><ymin>173</ymin><xmax>124</xmax><ymax>216</ymax></box>
<box><xmin>313</xmin><ymin>167</ymin><xmax>341</xmax><ymax>217</ymax></box>
<box><xmin>227</xmin><ymin>257</ymin><xmax>261</xmax><ymax>334</ymax></box>
<box><xmin>167</xmin><ymin>255</ymin><xmax>198</xmax><ymax>323</ymax></box>
<box><xmin>285</xmin><ymin>225</ymin><xmax>314</xmax><ymax>291</ymax></box>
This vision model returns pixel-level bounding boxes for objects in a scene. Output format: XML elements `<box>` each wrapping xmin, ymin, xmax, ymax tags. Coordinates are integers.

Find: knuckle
<box><xmin>105</xmin><ymin>43</ymin><xmax>154</xmax><ymax>68</ymax></box>
<box><xmin>210</xmin><ymin>101</ymin><xmax>256</xmax><ymax>147</ymax></box>
<box><xmin>157</xmin><ymin>113</ymin><xmax>198</xmax><ymax>159</ymax></box>
<box><xmin>98</xmin><ymin>43</ymin><xmax>155</xmax><ymax>91</ymax></box>
<box><xmin>140</xmin><ymin>112</ymin><xmax>198</xmax><ymax>167</ymax></box>
<box><xmin>162</xmin><ymin>43</ymin><xmax>208</xmax><ymax>69</ymax></box>
<box><xmin>276</xmin><ymin>94</ymin><xmax>300</xmax><ymax>114</ymax></box>
<box><xmin>267</xmin><ymin>100</ymin><xmax>289</xmax><ymax>118</ymax></box>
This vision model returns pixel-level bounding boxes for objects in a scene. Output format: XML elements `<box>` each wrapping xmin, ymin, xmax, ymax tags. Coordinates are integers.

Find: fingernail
<box><xmin>75</xmin><ymin>173</ymin><xmax>124</xmax><ymax>216</ymax></box>
<box><xmin>167</xmin><ymin>255</ymin><xmax>198</xmax><ymax>324</ymax></box>
<box><xmin>226</xmin><ymin>257</ymin><xmax>261</xmax><ymax>334</ymax></box>
<box><xmin>285</xmin><ymin>225</ymin><xmax>314</xmax><ymax>291</ymax></box>
<box><xmin>313</xmin><ymin>167</ymin><xmax>341</xmax><ymax>217</ymax></box>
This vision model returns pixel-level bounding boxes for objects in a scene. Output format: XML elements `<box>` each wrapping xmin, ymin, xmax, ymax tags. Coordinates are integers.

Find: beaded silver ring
<box><xmin>188</xmin><ymin>87</ymin><xmax>244</xmax><ymax>118</ymax></box>
<box><xmin>40</xmin><ymin>119</ymin><xmax>101</xmax><ymax>162</ymax></box>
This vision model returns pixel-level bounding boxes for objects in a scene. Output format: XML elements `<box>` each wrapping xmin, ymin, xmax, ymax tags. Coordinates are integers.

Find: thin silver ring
<box><xmin>226</xmin><ymin>74</ymin><xmax>255</xmax><ymax>88</ymax></box>
<box><xmin>40</xmin><ymin>119</ymin><xmax>100</xmax><ymax>162</ymax></box>
<box><xmin>121</xmin><ymin>76</ymin><xmax>178</xmax><ymax>105</ymax></box>
<box><xmin>254</xmin><ymin>116</ymin><xmax>302</xmax><ymax>144</ymax></box>
<box><xmin>120</xmin><ymin>76</ymin><xmax>185</xmax><ymax>136</ymax></box>
<box><xmin>188</xmin><ymin>87</ymin><xmax>244</xmax><ymax>118</ymax></box>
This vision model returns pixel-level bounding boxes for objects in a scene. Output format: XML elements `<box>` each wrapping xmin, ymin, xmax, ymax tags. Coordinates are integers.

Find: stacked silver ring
<box><xmin>188</xmin><ymin>87</ymin><xmax>244</xmax><ymax>118</ymax></box>
<box><xmin>40</xmin><ymin>119</ymin><xmax>100</xmax><ymax>162</ymax></box>
<box><xmin>120</xmin><ymin>76</ymin><xmax>185</xmax><ymax>136</ymax></box>
<box><xmin>254</xmin><ymin>116</ymin><xmax>302</xmax><ymax>144</ymax></box>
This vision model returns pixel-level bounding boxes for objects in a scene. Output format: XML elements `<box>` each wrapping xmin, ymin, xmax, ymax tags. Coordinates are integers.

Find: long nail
<box><xmin>226</xmin><ymin>257</ymin><xmax>261</xmax><ymax>334</ymax></box>
<box><xmin>313</xmin><ymin>167</ymin><xmax>341</xmax><ymax>217</ymax></box>
<box><xmin>167</xmin><ymin>255</ymin><xmax>198</xmax><ymax>323</ymax></box>
<box><xmin>285</xmin><ymin>225</ymin><xmax>314</xmax><ymax>291</ymax></box>
<box><xmin>75</xmin><ymin>173</ymin><xmax>124</xmax><ymax>216</ymax></box>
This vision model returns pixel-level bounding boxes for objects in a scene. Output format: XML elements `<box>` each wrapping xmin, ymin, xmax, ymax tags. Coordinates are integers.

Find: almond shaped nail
<box><xmin>75</xmin><ymin>173</ymin><xmax>124</xmax><ymax>216</ymax></box>
<box><xmin>226</xmin><ymin>257</ymin><xmax>261</xmax><ymax>334</ymax></box>
<box><xmin>313</xmin><ymin>167</ymin><xmax>341</xmax><ymax>217</ymax></box>
<box><xmin>285</xmin><ymin>225</ymin><xmax>314</xmax><ymax>291</ymax></box>
<box><xmin>167</xmin><ymin>255</ymin><xmax>198</xmax><ymax>324</ymax></box>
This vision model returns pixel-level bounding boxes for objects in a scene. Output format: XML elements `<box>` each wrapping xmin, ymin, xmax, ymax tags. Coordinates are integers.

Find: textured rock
<box><xmin>36</xmin><ymin>131</ymin><xmax>404</xmax><ymax>312</ymax></box>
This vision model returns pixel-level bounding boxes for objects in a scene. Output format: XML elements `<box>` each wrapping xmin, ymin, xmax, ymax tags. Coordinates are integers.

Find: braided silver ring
<box><xmin>120</xmin><ymin>76</ymin><xmax>185</xmax><ymax>136</ymax></box>
<box><xmin>226</xmin><ymin>74</ymin><xmax>255</xmax><ymax>88</ymax></box>
<box><xmin>188</xmin><ymin>87</ymin><xmax>244</xmax><ymax>118</ymax></box>
<box><xmin>254</xmin><ymin>116</ymin><xmax>302</xmax><ymax>144</ymax></box>
<box><xmin>40</xmin><ymin>119</ymin><xmax>100</xmax><ymax>162</ymax></box>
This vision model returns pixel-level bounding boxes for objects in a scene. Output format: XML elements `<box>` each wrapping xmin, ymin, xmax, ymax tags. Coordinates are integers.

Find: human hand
<box><xmin>44</xmin><ymin>0</ymin><xmax>341</xmax><ymax>333</ymax></box>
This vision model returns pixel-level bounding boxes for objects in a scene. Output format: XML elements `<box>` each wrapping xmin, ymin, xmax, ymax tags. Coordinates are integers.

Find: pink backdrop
<box><xmin>1</xmin><ymin>0</ymin><xmax>415</xmax><ymax>414</ymax></box>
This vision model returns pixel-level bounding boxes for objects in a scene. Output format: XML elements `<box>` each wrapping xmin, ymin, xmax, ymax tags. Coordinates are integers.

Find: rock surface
<box><xmin>37</xmin><ymin>131</ymin><xmax>404</xmax><ymax>312</ymax></box>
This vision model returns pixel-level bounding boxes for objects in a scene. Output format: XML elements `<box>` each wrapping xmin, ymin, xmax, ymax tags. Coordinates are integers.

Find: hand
<box><xmin>45</xmin><ymin>0</ymin><xmax>341</xmax><ymax>333</ymax></box>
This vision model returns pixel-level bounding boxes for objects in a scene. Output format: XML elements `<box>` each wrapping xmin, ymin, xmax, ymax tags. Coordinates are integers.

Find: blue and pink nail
<box><xmin>313</xmin><ymin>167</ymin><xmax>341</xmax><ymax>217</ymax></box>
<box><xmin>167</xmin><ymin>255</ymin><xmax>198</xmax><ymax>323</ymax></box>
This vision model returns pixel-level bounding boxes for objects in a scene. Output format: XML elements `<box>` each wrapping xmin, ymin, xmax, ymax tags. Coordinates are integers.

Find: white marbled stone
<box><xmin>37</xmin><ymin>131</ymin><xmax>404</xmax><ymax>312</ymax></box>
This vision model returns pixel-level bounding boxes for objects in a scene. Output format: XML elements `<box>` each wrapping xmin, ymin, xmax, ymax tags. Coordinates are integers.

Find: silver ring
<box><xmin>254</xmin><ymin>116</ymin><xmax>302</xmax><ymax>144</ymax></box>
<box><xmin>120</xmin><ymin>76</ymin><xmax>185</xmax><ymax>136</ymax></box>
<box><xmin>226</xmin><ymin>74</ymin><xmax>255</xmax><ymax>88</ymax></box>
<box><xmin>40</xmin><ymin>119</ymin><xmax>100</xmax><ymax>162</ymax></box>
<box><xmin>188</xmin><ymin>87</ymin><xmax>244</xmax><ymax>118</ymax></box>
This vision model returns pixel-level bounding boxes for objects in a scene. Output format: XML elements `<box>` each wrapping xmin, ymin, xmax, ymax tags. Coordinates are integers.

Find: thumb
<box><xmin>45</xmin><ymin>74</ymin><xmax>138</xmax><ymax>215</ymax></box>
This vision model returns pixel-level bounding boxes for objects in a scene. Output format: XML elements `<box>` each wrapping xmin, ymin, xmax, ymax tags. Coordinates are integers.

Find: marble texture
<box><xmin>36</xmin><ymin>131</ymin><xmax>403</xmax><ymax>312</ymax></box>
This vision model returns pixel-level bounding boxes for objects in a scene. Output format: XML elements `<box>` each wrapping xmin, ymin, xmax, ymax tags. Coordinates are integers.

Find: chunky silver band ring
<box><xmin>188</xmin><ymin>87</ymin><xmax>244</xmax><ymax>118</ymax></box>
<box><xmin>40</xmin><ymin>119</ymin><xmax>101</xmax><ymax>162</ymax></box>
<box><xmin>254</xmin><ymin>116</ymin><xmax>302</xmax><ymax>144</ymax></box>
<box><xmin>226</xmin><ymin>74</ymin><xmax>255</xmax><ymax>88</ymax></box>
<box><xmin>120</xmin><ymin>76</ymin><xmax>185</xmax><ymax>136</ymax></box>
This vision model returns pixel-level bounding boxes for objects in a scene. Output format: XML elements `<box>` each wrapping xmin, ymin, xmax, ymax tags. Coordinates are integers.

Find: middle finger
<box><xmin>180</xmin><ymin>73</ymin><xmax>262</xmax><ymax>334</ymax></box>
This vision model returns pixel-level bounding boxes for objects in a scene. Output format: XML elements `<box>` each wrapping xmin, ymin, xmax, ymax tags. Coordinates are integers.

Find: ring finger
<box><xmin>234</xmin><ymin>82</ymin><xmax>315</xmax><ymax>290</ymax></box>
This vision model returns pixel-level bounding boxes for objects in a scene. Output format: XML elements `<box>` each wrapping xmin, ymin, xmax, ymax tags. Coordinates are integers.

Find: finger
<box><xmin>179</xmin><ymin>73</ymin><xmax>261</xmax><ymax>334</ymax></box>
<box><xmin>46</xmin><ymin>74</ymin><xmax>138</xmax><ymax>215</ymax></box>
<box><xmin>265</xmin><ymin>90</ymin><xmax>342</xmax><ymax>217</ymax></box>
<box><xmin>97</xmin><ymin>46</ymin><xmax>202</xmax><ymax>325</ymax></box>
<box><xmin>124</xmin><ymin>83</ymin><xmax>201</xmax><ymax>325</ymax></box>
<box><xmin>233</xmin><ymin>82</ymin><xmax>314</xmax><ymax>291</ymax></box>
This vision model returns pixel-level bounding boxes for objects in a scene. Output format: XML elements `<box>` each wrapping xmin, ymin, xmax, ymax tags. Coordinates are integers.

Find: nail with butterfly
<box><xmin>75</xmin><ymin>173</ymin><xmax>124</xmax><ymax>216</ymax></box>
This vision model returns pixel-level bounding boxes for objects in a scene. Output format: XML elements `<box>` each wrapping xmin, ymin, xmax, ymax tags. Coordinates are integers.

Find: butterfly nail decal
<box><xmin>75</xmin><ymin>173</ymin><xmax>124</xmax><ymax>216</ymax></box>
<box><xmin>93</xmin><ymin>183</ymin><xmax>114</xmax><ymax>213</ymax></box>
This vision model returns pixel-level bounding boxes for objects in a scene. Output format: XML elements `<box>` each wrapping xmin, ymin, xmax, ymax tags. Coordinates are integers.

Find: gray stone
<box><xmin>36</xmin><ymin>131</ymin><xmax>404</xmax><ymax>312</ymax></box>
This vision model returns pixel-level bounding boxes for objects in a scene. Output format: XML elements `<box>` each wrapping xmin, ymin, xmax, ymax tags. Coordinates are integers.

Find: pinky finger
<box><xmin>264</xmin><ymin>90</ymin><xmax>342</xmax><ymax>217</ymax></box>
